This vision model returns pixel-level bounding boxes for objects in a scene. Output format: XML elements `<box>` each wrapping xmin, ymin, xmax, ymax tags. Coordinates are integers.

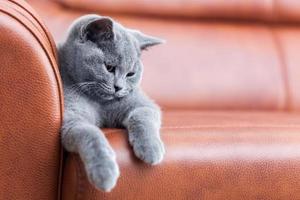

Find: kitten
<box><xmin>58</xmin><ymin>14</ymin><xmax>165</xmax><ymax>192</ymax></box>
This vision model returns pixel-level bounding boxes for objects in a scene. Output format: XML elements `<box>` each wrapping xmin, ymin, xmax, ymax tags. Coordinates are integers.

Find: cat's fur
<box><xmin>58</xmin><ymin>14</ymin><xmax>165</xmax><ymax>192</ymax></box>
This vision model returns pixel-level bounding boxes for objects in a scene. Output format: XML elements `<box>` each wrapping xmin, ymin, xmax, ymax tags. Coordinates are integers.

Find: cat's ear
<box><xmin>131</xmin><ymin>30</ymin><xmax>165</xmax><ymax>50</ymax></box>
<box><xmin>81</xmin><ymin>18</ymin><xmax>114</xmax><ymax>42</ymax></box>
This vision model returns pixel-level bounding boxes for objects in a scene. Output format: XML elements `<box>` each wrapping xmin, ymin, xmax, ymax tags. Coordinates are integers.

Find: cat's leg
<box><xmin>123</xmin><ymin>106</ymin><xmax>165</xmax><ymax>165</ymax></box>
<box><xmin>62</xmin><ymin>97</ymin><xmax>119</xmax><ymax>191</ymax></box>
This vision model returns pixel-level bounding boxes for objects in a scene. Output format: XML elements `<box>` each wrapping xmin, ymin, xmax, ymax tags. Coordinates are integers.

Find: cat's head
<box><xmin>60</xmin><ymin>14</ymin><xmax>164</xmax><ymax>100</ymax></box>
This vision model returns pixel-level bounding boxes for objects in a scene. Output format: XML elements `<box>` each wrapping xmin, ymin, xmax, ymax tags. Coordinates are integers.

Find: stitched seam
<box><xmin>0</xmin><ymin>7</ymin><xmax>64</xmax><ymax>115</ymax></box>
<box><xmin>8</xmin><ymin>0</ymin><xmax>58</xmax><ymax>60</ymax></box>
<box><xmin>73</xmin><ymin>156</ymin><xmax>79</xmax><ymax>200</ymax></box>
<box><xmin>6</xmin><ymin>1</ymin><xmax>49</xmax><ymax>51</ymax></box>
<box><xmin>57</xmin><ymin>149</ymin><xmax>64</xmax><ymax>200</ymax></box>
<box><xmin>270</xmin><ymin>28</ymin><xmax>291</xmax><ymax>111</ymax></box>
<box><xmin>74</xmin><ymin>156</ymin><xmax>84</xmax><ymax>200</ymax></box>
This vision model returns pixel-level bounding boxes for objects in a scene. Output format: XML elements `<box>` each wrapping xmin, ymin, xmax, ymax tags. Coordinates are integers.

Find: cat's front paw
<box><xmin>86</xmin><ymin>157</ymin><xmax>120</xmax><ymax>192</ymax></box>
<box><xmin>132</xmin><ymin>136</ymin><xmax>165</xmax><ymax>165</ymax></box>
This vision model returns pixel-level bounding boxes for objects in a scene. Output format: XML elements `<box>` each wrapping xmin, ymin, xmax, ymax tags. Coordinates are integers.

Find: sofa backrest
<box><xmin>117</xmin><ymin>18</ymin><xmax>300</xmax><ymax>111</ymax></box>
<box><xmin>57</xmin><ymin>0</ymin><xmax>300</xmax><ymax>23</ymax></box>
<box><xmin>51</xmin><ymin>0</ymin><xmax>300</xmax><ymax>111</ymax></box>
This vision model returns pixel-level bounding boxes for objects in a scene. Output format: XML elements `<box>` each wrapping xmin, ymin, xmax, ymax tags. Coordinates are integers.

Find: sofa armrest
<box><xmin>0</xmin><ymin>0</ymin><xmax>63</xmax><ymax>199</ymax></box>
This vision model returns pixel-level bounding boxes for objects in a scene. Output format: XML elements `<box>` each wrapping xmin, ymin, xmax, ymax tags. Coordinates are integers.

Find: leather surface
<box><xmin>21</xmin><ymin>0</ymin><xmax>300</xmax><ymax>199</ymax></box>
<box><xmin>57</xmin><ymin>0</ymin><xmax>300</xmax><ymax>22</ymax></box>
<box><xmin>274</xmin><ymin>27</ymin><xmax>300</xmax><ymax>110</ymax></box>
<box><xmin>62</xmin><ymin>111</ymin><xmax>300</xmax><ymax>200</ymax></box>
<box><xmin>0</xmin><ymin>0</ymin><xmax>63</xmax><ymax>199</ymax></box>
<box><xmin>29</xmin><ymin>0</ymin><xmax>300</xmax><ymax>110</ymax></box>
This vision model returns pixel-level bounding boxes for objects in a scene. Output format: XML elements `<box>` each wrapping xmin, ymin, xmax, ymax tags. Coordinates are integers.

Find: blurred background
<box><xmin>28</xmin><ymin>0</ymin><xmax>300</xmax><ymax>111</ymax></box>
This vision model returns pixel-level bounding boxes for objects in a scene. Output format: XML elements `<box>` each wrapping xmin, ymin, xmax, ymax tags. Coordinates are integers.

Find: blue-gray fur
<box><xmin>58</xmin><ymin>14</ymin><xmax>165</xmax><ymax>192</ymax></box>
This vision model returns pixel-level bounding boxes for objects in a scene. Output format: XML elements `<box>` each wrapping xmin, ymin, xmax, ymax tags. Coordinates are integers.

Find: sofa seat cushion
<box><xmin>62</xmin><ymin>111</ymin><xmax>300</xmax><ymax>200</ymax></box>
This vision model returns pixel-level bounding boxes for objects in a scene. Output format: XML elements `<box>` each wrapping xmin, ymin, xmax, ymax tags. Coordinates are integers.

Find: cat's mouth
<box><xmin>96</xmin><ymin>88</ymin><xmax>129</xmax><ymax>100</ymax></box>
<box><xmin>97</xmin><ymin>92</ymin><xmax>127</xmax><ymax>101</ymax></box>
<box><xmin>98</xmin><ymin>83</ymin><xmax>130</xmax><ymax>99</ymax></box>
<box><xmin>114</xmin><ymin>90</ymin><xmax>129</xmax><ymax>98</ymax></box>
<box><xmin>78</xmin><ymin>82</ymin><xmax>130</xmax><ymax>100</ymax></box>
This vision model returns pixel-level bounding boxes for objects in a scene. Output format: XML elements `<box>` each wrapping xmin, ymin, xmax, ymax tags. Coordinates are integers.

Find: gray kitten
<box><xmin>58</xmin><ymin>14</ymin><xmax>165</xmax><ymax>192</ymax></box>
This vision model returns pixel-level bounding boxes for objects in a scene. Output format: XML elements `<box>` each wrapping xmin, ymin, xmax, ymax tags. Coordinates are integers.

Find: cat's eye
<box><xmin>126</xmin><ymin>72</ymin><xmax>135</xmax><ymax>77</ymax></box>
<box><xmin>105</xmin><ymin>64</ymin><xmax>116</xmax><ymax>73</ymax></box>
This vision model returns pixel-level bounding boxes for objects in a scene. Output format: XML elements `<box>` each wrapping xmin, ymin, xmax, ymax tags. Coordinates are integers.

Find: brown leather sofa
<box><xmin>2</xmin><ymin>0</ymin><xmax>300</xmax><ymax>199</ymax></box>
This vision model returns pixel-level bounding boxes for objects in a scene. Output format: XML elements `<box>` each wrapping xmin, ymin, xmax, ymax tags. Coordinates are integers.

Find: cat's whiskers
<box><xmin>98</xmin><ymin>83</ymin><xmax>112</xmax><ymax>92</ymax></box>
<box><xmin>69</xmin><ymin>82</ymin><xmax>97</xmax><ymax>98</ymax></box>
<box><xmin>70</xmin><ymin>82</ymin><xmax>96</xmax><ymax>91</ymax></box>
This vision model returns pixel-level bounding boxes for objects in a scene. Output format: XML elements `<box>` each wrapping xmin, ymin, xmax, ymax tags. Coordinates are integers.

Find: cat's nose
<box><xmin>114</xmin><ymin>85</ymin><xmax>122</xmax><ymax>92</ymax></box>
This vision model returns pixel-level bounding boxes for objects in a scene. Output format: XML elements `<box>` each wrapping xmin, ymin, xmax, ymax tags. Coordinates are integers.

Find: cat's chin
<box><xmin>85</xmin><ymin>91</ymin><xmax>114</xmax><ymax>101</ymax></box>
<box><xmin>115</xmin><ymin>93</ymin><xmax>127</xmax><ymax>98</ymax></box>
<box><xmin>101</xmin><ymin>94</ymin><xmax>128</xmax><ymax>101</ymax></box>
<box><xmin>102</xmin><ymin>96</ymin><xmax>115</xmax><ymax>100</ymax></box>
<box><xmin>99</xmin><ymin>94</ymin><xmax>115</xmax><ymax>101</ymax></box>
<box><xmin>89</xmin><ymin>90</ymin><xmax>130</xmax><ymax>101</ymax></box>
<box><xmin>98</xmin><ymin>94</ymin><xmax>124</xmax><ymax>101</ymax></box>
